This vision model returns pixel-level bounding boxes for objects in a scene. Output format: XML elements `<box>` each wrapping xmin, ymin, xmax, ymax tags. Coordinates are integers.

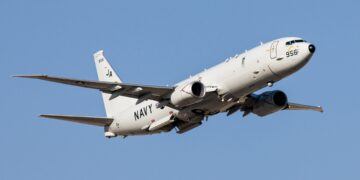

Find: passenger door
<box><xmin>270</xmin><ymin>41</ymin><xmax>279</xmax><ymax>59</ymax></box>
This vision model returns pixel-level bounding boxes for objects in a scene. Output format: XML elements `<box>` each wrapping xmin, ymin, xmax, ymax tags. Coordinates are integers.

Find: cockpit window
<box><xmin>295</xmin><ymin>39</ymin><xmax>306</xmax><ymax>43</ymax></box>
<box><xmin>286</xmin><ymin>39</ymin><xmax>307</xmax><ymax>45</ymax></box>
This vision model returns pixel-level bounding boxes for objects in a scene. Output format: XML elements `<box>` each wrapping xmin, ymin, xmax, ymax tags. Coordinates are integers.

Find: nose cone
<box><xmin>308</xmin><ymin>44</ymin><xmax>316</xmax><ymax>53</ymax></box>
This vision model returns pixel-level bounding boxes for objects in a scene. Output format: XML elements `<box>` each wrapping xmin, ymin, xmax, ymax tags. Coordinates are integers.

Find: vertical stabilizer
<box><xmin>93</xmin><ymin>50</ymin><xmax>137</xmax><ymax>117</ymax></box>
<box><xmin>94</xmin><ymin>50</ymin><xmax>121</xmax><ymax>83</ymax></box>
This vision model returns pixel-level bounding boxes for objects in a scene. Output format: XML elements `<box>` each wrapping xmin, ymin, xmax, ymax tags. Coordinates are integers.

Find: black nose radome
<box><xmin>308</xmin><ymin>44</ymin><xmax>316</xmax><ymax>53</ymax></box>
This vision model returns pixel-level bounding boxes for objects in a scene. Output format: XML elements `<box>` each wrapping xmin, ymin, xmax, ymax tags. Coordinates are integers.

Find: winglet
<box><xmin>317</xmin><ymin>106</ymin><xmax>324</xmax><ymax>113</ymax></box>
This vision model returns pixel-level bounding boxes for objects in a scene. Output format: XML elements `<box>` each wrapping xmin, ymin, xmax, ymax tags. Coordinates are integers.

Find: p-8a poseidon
<box><xmin>16</xmin><ymin>37</ymin><xmax>323</xmax><ymax>138</ymax></box>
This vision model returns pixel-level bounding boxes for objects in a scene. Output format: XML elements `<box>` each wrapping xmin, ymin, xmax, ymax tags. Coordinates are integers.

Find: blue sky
<box><xmin>1</xmin><ymin>0</ymin><xmax>359</xmax><ymax>179</ymax></box>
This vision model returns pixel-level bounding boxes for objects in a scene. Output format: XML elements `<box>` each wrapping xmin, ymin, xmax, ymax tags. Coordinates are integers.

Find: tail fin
<box><xmin>94</xmin><ymin>50</ymin><xmax>122</xmax><ymax>83</ymax></box>
<box><xmin>93</xmin><ymin>50</ymin><xmax>137</xmax><ymax>117</ymax></box>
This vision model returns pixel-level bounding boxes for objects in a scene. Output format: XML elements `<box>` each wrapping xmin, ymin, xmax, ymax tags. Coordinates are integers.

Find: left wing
<box><xmin>14</xmin><ymin>75</ymin><xmax>174</xmax><ymax>101</ymax></box>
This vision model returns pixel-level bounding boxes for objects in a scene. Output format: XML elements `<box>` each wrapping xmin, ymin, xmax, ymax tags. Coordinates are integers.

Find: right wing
<box><xmin>40</xmin><ymin>114</ymin><xmax>114</xmax><ymax>126</ymax></box>
<box><xmin>225</xmin><ymin>93</ymin><xmax>323</xmax><ymax>117</ymax></box>
<box><xmin>285</xmin><ymin>102</ymin><xmax>324</xmax><ymax>112</ymax></box>
<box><xmin>15</xmin><ymin>75</ymin><xmax>175</xmax><ymax>101</ymax></box>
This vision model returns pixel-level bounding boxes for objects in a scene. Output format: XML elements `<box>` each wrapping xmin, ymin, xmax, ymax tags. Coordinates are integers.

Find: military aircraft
<box><xmin>16</xmin><ymin>37</ymin><xmax>323</xmax><ymax>138</ymax></box>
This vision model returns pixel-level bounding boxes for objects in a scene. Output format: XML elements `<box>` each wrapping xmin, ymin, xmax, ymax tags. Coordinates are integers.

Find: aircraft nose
<box><xmin>308</xmin><ymin>44</ymin><xmax>316</xmax><ymax>53</ymax></box>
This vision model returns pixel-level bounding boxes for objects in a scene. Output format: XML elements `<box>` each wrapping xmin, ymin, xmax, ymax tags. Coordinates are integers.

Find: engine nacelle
<box><xmin>252</xmin><ymin>90</ymin><xmax>288</xmax><ymax>117</ymax></box>
<box><xmin>170</xmin><ymin>81</ymin><xmax>206</xmax><ymax>107</ymax></box>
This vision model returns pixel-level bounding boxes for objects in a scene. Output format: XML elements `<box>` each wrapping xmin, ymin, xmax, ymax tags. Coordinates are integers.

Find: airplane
<box><xmin>15</xmin><ymin>37</ymin><xmax>323</xmax><ymax>138</ymax></box>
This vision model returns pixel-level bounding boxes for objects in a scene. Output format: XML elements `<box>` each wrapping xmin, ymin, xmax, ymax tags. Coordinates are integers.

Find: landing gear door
<box><xmin>270</xmin><ymin>41</ymin><xmax>279</xmax><ymax>59</ymax></box>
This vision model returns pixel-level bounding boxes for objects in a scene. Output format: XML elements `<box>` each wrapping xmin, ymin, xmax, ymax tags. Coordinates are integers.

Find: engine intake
<box><xmin>191</xmin><ymin>82</ymin><xmax>204</xmax><ymax>97</ymax></box>
<box><xmin>170</xmin><ymin>81</ymin><xmax>206</xmax><ymax>107</ymax></box>
<box><xmin>252</xmin><ymin>90</ymin><xmax>288</xmax><ymax>117</ymax></box>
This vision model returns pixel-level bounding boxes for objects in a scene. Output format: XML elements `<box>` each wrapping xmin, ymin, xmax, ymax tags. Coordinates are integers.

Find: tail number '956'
<box><xmin>286</xmin><ymin>49</ymin><xmax>299</xmax><ymax>57</ymax></box>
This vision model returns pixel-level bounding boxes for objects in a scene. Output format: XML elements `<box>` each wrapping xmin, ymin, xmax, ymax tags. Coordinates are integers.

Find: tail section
<box><xmin>94</xmin><ymin>50</ymin><xmax>122</xmax><ymax>83</ymax></box>
<box><xmin>93</xmin><ymin>50</ymin><xmax>137</xmax><ymax>117</ymax></box>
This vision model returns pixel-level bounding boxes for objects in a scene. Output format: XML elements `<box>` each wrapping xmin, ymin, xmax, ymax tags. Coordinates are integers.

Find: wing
<box><xmin>15</xmin><ymin>75</ymin><xmax>174</xmax><ymax>101</ymax></box>
<box><xmin>285</xmin><ymin>102</ymin><xmax>324</xmax><ymax>112</ymax></box>
<box><xmin>225</xmin><ymin>92</ymin><xmax>323</xmax><ymax>117</ymax></box>
<box><xmin>40</xmin><ymin>114</ymin><xmax>113</xmax><ymax>126</ymax></box>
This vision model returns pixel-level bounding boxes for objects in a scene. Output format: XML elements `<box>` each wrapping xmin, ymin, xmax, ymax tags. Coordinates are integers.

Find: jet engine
<box><xmin>252</xmin><ymin>90</ymin><xmax>288</xmax><ymax>117</ymax></box>
<box><xmin>170</xmin><ymin>81</ymin><xmax>206</xmax><ymax>107</ymax></box>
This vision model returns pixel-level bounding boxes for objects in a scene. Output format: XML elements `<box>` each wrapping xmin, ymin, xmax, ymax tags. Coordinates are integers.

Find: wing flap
<box><xmin>40</xmin><ymin>114</ymin><xmax>114</xmax><ymax>126</ymax></box>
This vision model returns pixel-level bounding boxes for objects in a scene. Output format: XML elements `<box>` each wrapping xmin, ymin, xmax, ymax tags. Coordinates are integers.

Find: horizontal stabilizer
<box><xmin>40</xmin><ymin>114</ymin><xmax>113</xmax><ymax>126</ymax></box>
